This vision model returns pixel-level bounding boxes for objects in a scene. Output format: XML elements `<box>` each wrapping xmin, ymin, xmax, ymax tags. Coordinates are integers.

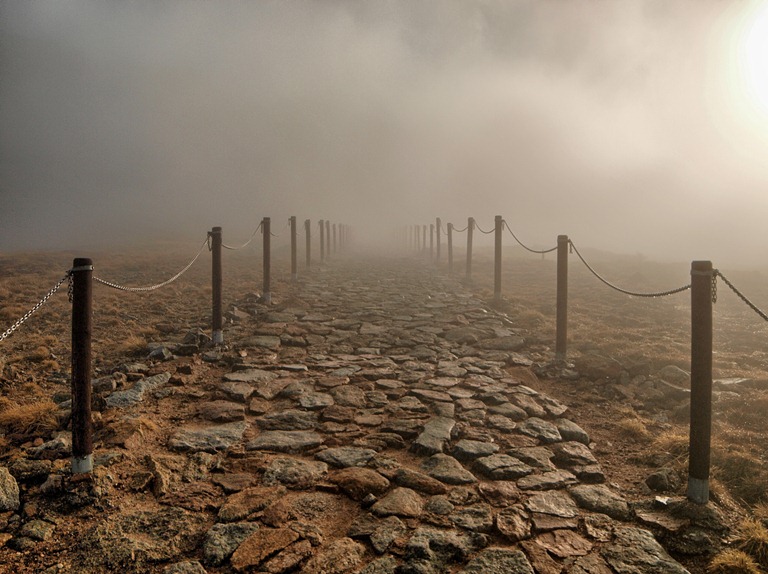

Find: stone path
<box><xmin>5</xmin><ymin>255</ymin><xmax>698</xmax><ymax>573</ymax></box>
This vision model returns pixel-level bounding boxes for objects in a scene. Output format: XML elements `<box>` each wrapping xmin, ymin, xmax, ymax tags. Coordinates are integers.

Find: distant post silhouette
<box><xmin>210</xmin><ymin>226</ymin><xmax>223</xmax><ymax>344</ymax></box>
<box><xmin>319</xmin><ymin>220</ymin><xmax>325</xmax><ymax>263</ymax></box>
<box><xmin>262</xmin><ymin>217</ymin><xmax>271</xmax><ymax>304</ymax></box>
<box><xmin>556</xmin><ymin>235</ymin><xmax>569</xmax><ymax>360</ymax></box>
<box><xmin>290</xmin><ymin>216</ymin><xmax>297</xmax><ymax>283</ymax></box>
<box><xmin>493</xmin><ymin>215</ymin><xmax>502</xmax><ymax>301</ymax></box>
<box><xmin>436</xmin><ymin>217</ymin><xmax>442</xmax><ymax>262</ymax></box>
<box><xmin>305</xmin><ymin>219</ymin><xmax>311</xmax><ymax>268</ymax></box>
<box><xmin>447</xmin><ymin>223</ymin><xmax>454</xmax><ymax>274</ymax></box>
<box><xmin>429</xmin><ymin>224</ymin><xmax>435</xmax><ymax>260</ymax></box>
<box><xmin>465</xmin><ymin>217</ymin><xmax>475</xmax><ymax>281</ymax></box>
<box><xmin>325</xmin><ymin>220</ymin><xmax>331</xmax><ymax>259</ymax></box>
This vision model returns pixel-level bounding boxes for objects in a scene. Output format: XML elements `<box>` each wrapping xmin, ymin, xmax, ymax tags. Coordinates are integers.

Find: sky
<box><xmin>2</xmin><ymin>0</ymin><xmax>768</xmax><ymax>265</ymax></box>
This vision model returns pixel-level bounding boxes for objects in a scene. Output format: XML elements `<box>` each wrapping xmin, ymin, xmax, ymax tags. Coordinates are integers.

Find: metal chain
<box><xmin>503</xmin><ymin>220</ymin><xmax>557</xmax><ymax>254</ymax></box>
<box><xmin>569</xmin><ymin>240</ymin><xmax>691</xmax><ymax>298</ymax></box>
<box><xmin>222</xmin><ymin>222</ymin><xmax>262</xmax><ymax>250</ymax></box>
<box><xmin>0</xmin><ymin>273</ymin><xmax>70</xmax><ymax>342</ymax></box>
<box><xmin>715</xmin><ymin>270</ymin><xmax>768</xmax><ymax>321</ymax></box>
<box><xmin>94</xmin><ymin>236</ymin><xmax>208</xmax><ymax>292</ymax></box>
<box><xmin>451</xmin><ymin>225</ymin><xmax>469</xmax><ymax>233</ymax></box>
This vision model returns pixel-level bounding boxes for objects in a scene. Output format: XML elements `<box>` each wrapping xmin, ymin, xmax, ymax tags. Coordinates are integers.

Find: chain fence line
<box><xmin>94</xmin><ymin>236</ymin><xmax>210</xmax><ymax>293</ymax></box>
<box><xmin>222</xmin><ymin>222</ymin><xmax>262</xmax><ymax>251</ymax></box>
<box><xmin>474</xmin><ymin>222</ymin><xmax>496</xmax><ymax>234</ymax></box>
<box><xmin>568</xmin><ymin>240</ymin><xmax>691</xmax><ymax>298</ymax></box>
<box><xmin>502</xmin><ymin>220</ymin><xmax>558</xmax><ymax>255</ymax></box>
<box><xmin>451</xmin><ymin>225</ymin><xmax>469</xmax><ymax>233</ymax></box>
<box><xmin>715</xmin><ymin>270</ymin><xmax>768</xmax><ymax>322</ymax></box>
<box><xmin>0</xmin><ymin>273</ymin><xmax>71</xmax><ymax>342</ymax></box>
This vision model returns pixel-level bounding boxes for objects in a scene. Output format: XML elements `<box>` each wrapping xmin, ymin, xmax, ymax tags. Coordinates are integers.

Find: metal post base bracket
<box><xmin>212</xmin><ymin>330</ymin><xmax>224</xmax><ymax>345</ymax></box>
<box><xmin>72</xmin><ymin>454</ymin><xmax>93</xmax><ymax>474</ymax></box>
<box><xmin>687</xmin><ymin>476</ymin><xmax>709</xmax><ymax>505</ymax></box>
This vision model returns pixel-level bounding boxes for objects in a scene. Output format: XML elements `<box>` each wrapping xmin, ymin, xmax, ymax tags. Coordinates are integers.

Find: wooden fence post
<box><xmin>290</xmin><ymin>216</ymin><xmax>297</xmax><ymax>283</ymax></box>
<box><xmin>305</xmin><ymin>219</ymin><xmax>311</xmax><ymax>268</ymax></box>
<box><xmin>436</xmin><ymin>217</ymin><xmax>442</xmax><ymax>262</ymax></box>
<box><xmin>325</xmin><ymin>220</ymin><xmax>331</xmax><ymax>260</ymax></box>
<box><xmin>466</xmin><ymin>217</ymin><xmax>474</xmax><ymax>281</ymax></box>
<box><xmin>319</xmin><ymin>220</ymin><xmax>325</xmax><ymax>263</ymax></box>
<box><xmin>262</xmin><ymin>217</ymin><xmax>271</xmax><ymax>304</ymax></box>
<box><xmin>71</xmin><ymin>258</ymin><xmax>93</xmax><ymax>474</ymax></box>
<box><xmin>447</xmin><ymin>223</ymin><xmax>454</xmax><ymax>274</ymax></box>
<box><xmin>494</xmin><ymin>215</ymin><xmax>502</xmax><ymax>301</ymax></box>
<box><xmin>556</xmin><ymin>235</ymin><xmax>569</xmax><ymax>360</ymax></box>
<box><xmin>688</xmin><ymin>260</ymin><xmax>714</xmax><ymax>504</ymax></box>
<box><xmin>210</xmin><ymin>227</ymin><xmax>223</xmax><ymax>344</ymax></box>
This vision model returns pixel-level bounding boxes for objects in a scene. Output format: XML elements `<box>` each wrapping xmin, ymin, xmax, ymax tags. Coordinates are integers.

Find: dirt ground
<box><xmin>1</xmin><ymin>241</ymin><xmax>767</xmax><ymax>572</ymax></box>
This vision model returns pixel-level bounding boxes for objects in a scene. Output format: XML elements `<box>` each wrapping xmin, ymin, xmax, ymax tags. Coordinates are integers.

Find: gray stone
<box><xmin>331</xmin><ymin>385</ymin><xmax>367</xmax><ymax>407</ymax></box>
<box><xmin>487</xmin><ymin>403</ymin><xmax>528</xmax><ymax>421</ymax></box>
<box><xmin>168</xmin><ymin>421</ymin><xmax>247</xmax><ymax>453</ymax></box>
<box><xmin>203</xmin><ymin>522</ymin><xmax>260</xmax><ymax>566</ymax></box>
<box><xmin>552</xmin><ymin>441</ymin><xmax>599</xmax><ymax>467</ymax></box>
<box><xmin>506</xmin><ymin>446</ymin><xmax>556</xmax><ymax>470</ymax></box>
<box><xmin>657</xmin><ymin>365</ymin><xmax>690</xmax><ymax>385</ymax></box>
<box><xmin>569</xmin><ymin>484</ymin><xmax>631</xmax><ymax>521</ymax></box>
<box><xmin>473</xmin><ymin>454</ymin><xmax>533</xmax><ymax>480</ymax></box>
<box><xmin>247</xmin><ymin>430</ymin><xmax>324</xmax><ymax>453</ymax></box>
<box><xmin>517</xmin><ymin>469</ymin><xmax>578</xmax><ymax>491</ymax></box>
<box><xmin>316</xmin><ymin>446</ymin><xmax>377</xmax><ymax>468</ymax></box>
<box><xmin>421</xmin><ymin>454</ymin><xmax>477</xmax><ymax>485</ymax></box>
<box><xmin>331</xmin><ymin>467</ymin><xmax>390</xmax><ymax>500</ymax></box>
<box><xmin>509</xmin><ymin>394</ymin><xmax>546</xmax><ymax>417</ymax></box>
<box><xmin>19</xmin><ymin>519</ymin><xmax>55</xmax><ymax>541</ymax></box>
<box><xmin>257</xmin><ymin>409</ymin><xmax>317</xmax><ymax>431</ymax></box>
<box><xmin>371</xmin><ymin>487</ymin><xmax>423</xmax><ymax>518</ymax></box>
<box><xmin>554</xmin><ymin>418</ymin><xmax>590</xmax><ymax>445</ymax></box>
<box><xmin>519</xmin><ymin>417</ymin><xmax>562</xmax><ymax>443</ymax></box>
<box><xmin>105</xmin><ymin>372</ymin><xmax>172</xmax><ymax>408</ymax></box>
<box><xmin>452</xmin><ymin>440</ymin><xmax>500</xmax><ymax>462</ymax></box>
<box><xmin>405</xmin><ymin>527</ymin><xmax>488</xmax><ymax>567</ymax></box>
<box><xmin>646</xmin><ymin>467</ymin><xmax>682</xmax><ymax>492</ymax></box>
<box><xmin>262</xmin><ymin>457</ymin><xmax>328</xmax><ymax>489</ymax></box>
<box><xmin>370</xmin><ymin>516</ymin><xmax>407</xmax><ymax>553</ymax></box>
<box><xmin>223</xmin><ymin>368</ymin><xmax>278</xmax><ymax>384</ymax></box>
<box><xmin>393</xmin><ymin>468</ymin><xmax>448</xmax><ymax>495</ymax></box>
<box><xmin>478</xmin><ymin>336</ymin><xmax>525</xmax><ymax>351</ymax></box>
<box><xmin>218</xmin><ymin>381</ymin><xmax>255</xmax><ymax>402</ymax></box>
<box><xmin>425</xmin><ymin>496</ymin><xmax>454</xmax><ymax>515</ymax></box>
<box><xmin>460</xmin><ymin>548</ymin><xmax>534</xmax><ymax>574</ymax></box>
<box><xmin>0</xmin><ymin>467</ymin><xmax>20</xmax><ymax>511</ymax></box>
<box><xmin>358</xmin><ymin>556</ymin><xmax>398</xmax><ymax>574</ymax></box>
<box><xmin>298</xmin><ymin>392</ymin><xmax>335</xmax><ymax>410</ymax></box>
<box><xmin>451</xmin><ymin>503</ymin><xmax>494</xmax><ymax>533</ymax></box>
<box><xmin>8</xmin><ymin>459</ymin><xmax>52</xmax><ymax>483</ymax></box>
<box><xmin>602</xmin><ymin>526</ymin><xmax>690</xmax><ymax>574</ymax></box>
<box><xmin>524</xmin><ymin>491</ymin><xmax>579</xmax><ymax>517</ymax></box>
<box><xmin>411</xmin><ymin>417</ymin><xmax>455</xmax><ymax>456</ymax></box>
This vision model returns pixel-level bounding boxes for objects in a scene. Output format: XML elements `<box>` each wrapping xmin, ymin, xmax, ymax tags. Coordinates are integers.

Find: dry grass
<box><xmin>616</xmin><ymin>416</ymin><xmax>651</xmax><ymax>441</ymax></box>
<box><xmin>0</xmin><ymin>399</ymin><xmax>59</xmax><ymax>438</ymax></box>
<box><xmin>754</xmin><ymin>502</ymin><xmax>768</xmax><ymax>527</ymax></box>
<box><xmin>736</xmin><ymin>519</ymin><xmax>768</xmax><ymax>568</ymax></box>
<box><xmin>112</xmin><ymin>334</ymin><xmax>148</xmax><ymax>357</ymax></box>
<box><xmin>707</xmin><ymin>549</ymin><xmax>761</xmax><ymax>574</ymax></box>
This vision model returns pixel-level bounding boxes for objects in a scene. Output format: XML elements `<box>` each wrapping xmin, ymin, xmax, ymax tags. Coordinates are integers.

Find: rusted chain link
<box><xmin>503</xmin><ymin>221</ymin><xmax>557</xmax><ymax>254</ymax></box>
<box><xmin>569</xmin><ymin>241</ymin><xmax>691</xmax><ymax>298</ymax></box>
<box><xmin>222</xmin><ymin>222</ymin><xmax>262</xmax><ymax>250</ymax></box>
<box><xmin>474</xmin><ymin>222</ymin><xmax>496</xmax><ymax>234</ymax></box>
<box><xmin>94</xmin><ymin>237</ymin><xmax>208</xmax><ymax>292</ymax></box>
<box><xmin>716</xmin><ymin>270</ymin><xmax>768</xmax><ymax>321</ymax></box>
<box><xmin>1</xmin><ymin>273</ymin><xmax>70</xmax><ymax>342</ymax></box>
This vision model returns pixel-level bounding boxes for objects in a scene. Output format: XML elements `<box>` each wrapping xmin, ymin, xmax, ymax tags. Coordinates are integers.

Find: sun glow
<box><xmin>737</xmin><ymin>2</ymin><xmax>768</xmax><ymax>117</ymax></box>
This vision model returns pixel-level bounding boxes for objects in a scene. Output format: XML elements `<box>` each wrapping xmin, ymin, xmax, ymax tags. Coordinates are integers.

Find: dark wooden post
<box><xmin>494</xmin><ymin>215</ymin><xmax>502</xmax><ymax>301</ymax></box>
<box><xmin>422</xmin><ymin>225</ymin><xmax>427</xmax><ymax>254</ymax></box>
<box><xmin>555</xmin><ymin>235</ymin><xmax>569</xmax><ymax>360</ymax></box>
<box><xmin>688</xmin><ymin>260</ymin><xmax>714</xmax><ymax>504</ymax></box>
<box><xmin>436</xmin><ymin>217</ymin><xmax>442</xmax><ymax>262</ymax></box>
<box><xmin>333</xmin><ymin>223</ymin><xmax>337</xmax><ymax>254</ymax></box>
<box><xmin>290</xmin><ymin>216</ymin><xmax>297</xmax><ymax>283</ymax></box>
<box><xmin>210</xmin><ymin>227</ymin><xmax>223</xmax><ymax>344</ymax></box>
<box><xmin>429</xmin><ymin>224</ymin><xmax>435</xmax><ymax>260</ymax></box>
<box><xmin>71</xmin><ymin>258</ymin><xmax>93</xmax><ymax>474</ymax></box>
<box><xmin>325</xmin><ymin>220</ymin><xmax>331</xmax><ymax>260</ymax></box>
<box><xmin>305</xmin><ymin>219</ymin><xmax>311</xmax><ymax>268</ymax></box>
<box><xmin>447</xmin><ymin>223</ymin><xmax>454</xmax><ymax>274</ymax></box>
<box><xmin>466</xmin><ymin>217</ymin><xmax>474</xmax><ymax>281</ymax></box>
<box><xmin>262</xmin><ymin>217</ymin><xmax>271</xmax><ymax>304</ymax></box>
<box><xmin>319</xmin><ymin>219</ymin><xmax>325</xmax><ymax>263</ymax></box>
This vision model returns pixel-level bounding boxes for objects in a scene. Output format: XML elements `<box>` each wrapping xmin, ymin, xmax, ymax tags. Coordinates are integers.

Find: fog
<box><xmin>3</xmin><ymin>1</ymin><xmax>768</xmax><ymax>265</ymax></box>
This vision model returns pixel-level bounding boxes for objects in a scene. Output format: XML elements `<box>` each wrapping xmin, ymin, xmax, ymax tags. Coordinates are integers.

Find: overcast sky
<box><xmin>2</xmin><ymin>1</ymin><xmax>768</xmax><ymax>265</ymax></box>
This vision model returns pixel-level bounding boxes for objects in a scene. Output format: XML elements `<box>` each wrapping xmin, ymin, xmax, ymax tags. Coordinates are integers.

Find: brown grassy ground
<box><xmin>1</xmin><ymin>241</ymin><xmax>768</xmax><ymax>572</ymax></box>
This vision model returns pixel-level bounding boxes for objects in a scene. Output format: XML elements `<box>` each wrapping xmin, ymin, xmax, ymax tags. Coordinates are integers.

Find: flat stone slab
<box><xmin>247</xmin><ymin>431</ymin><xmax>324</xmax><ymax>453</ymax></box>
<box><xmin>460</xmin><ymin>547</ymin><xmax>534</xmax><ymax>574</ymax></box>
<box><xmin>168</xmin><ymin>421</ymin><xmax>247</xmax><ymax>453</ymax></box>
<box><xmin>569</xmin><ymin>484</ymin><xmax>631</xmax><ymax>521</ymax></box>
<box><xmin>517</xmin><ymin>470</ymin><xmax>578</xmax><ymax>491</ymax></box>
<box><xmin>371</xmin><ymin>487</ymin><xmax>424</xmax><ymax>518</ymax></box>
<box><xmin>473</xmin><ymin>454</ymin><xmax>533</xmax><ymax>480</ymax></box>
<box><xmin>316</xmin><ymin>447</ymin><xmax>377</xmax><ymax>468</ymax></box>
<box><xmin>262</xmin><ymin>457</ymin><xmax>328</xmax><ymax>489</ymax></box>
<box><xmin>452</xmin><ymin>440</ymin><xmax>500</xmax><ymax>462</ymax></box>
<box><xmin>535</xmin><ymin>529</ymin><xmax>592</xmax><ymax>558</ymax></box>
<box><xmin>524</xmin><ymin>491</ymin><xmax>579</xmax><ymax>518</ymax></box>
<box><xmin>223</xmin><ymin>369</ymin><xmax>278</xmax><ymax>384</ymax></box>
<box><xmin>602</xmin><ymin>526</ymin><xmax>690</xmax><ymax>574</ymax></box>
<box><xmin>105</xmin><ymin>372</ymin><xmax>172</xmax><ymax>408</ymax></box>
<box><xmin>519</xmin><ymin>417</ymin><xmax>562</xmax><ymax>443</ymax></box>
<box><xmin>198</xmin><ymin>400</ymin><xmax>245</xmax><ymax>422</ymax></box>
<box><xmin>421</xmin><ymin>454</ymin><xmax>477</xmax><ymax>485</ymax></box>
<box><xmin>411</xmin><ymin>417</ymin><xmax>455</xmax><ymax>456</ymax></box>
<box><xmin>257</xmin><ymin>409</ymin><xmax>318</xmax><ymax>431</ymax></box>
<box><xmin>331</xmin><ymin>468</ymin><xmax>390</xmax><ymax>501</ymax></box>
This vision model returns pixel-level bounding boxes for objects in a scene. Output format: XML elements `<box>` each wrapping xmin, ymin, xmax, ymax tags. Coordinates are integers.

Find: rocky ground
<box><xmin>0</xmin><ymin>246</ymin><xmax>764</xmax><ymax>573</ymax></box>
